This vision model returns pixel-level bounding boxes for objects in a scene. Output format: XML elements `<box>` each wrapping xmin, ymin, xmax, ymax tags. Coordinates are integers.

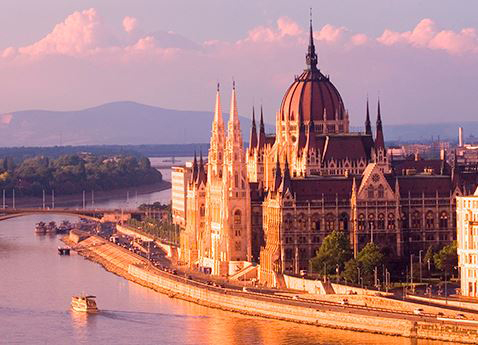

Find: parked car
<box><xmin>413</xmin><ymin>308</ymin><xmax>424</xmax><ymax>315</ymax></box>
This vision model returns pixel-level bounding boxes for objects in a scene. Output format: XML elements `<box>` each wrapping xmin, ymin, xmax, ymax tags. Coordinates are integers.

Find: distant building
<box><xmin>171</xmin><ymin>164</ymin><xmax>192</xmax><ymax>229</ymax></box>
<box><xmin>457</xmin><ymin>187</ymin><xmax>478</xmax><ymax>297</ymax></box>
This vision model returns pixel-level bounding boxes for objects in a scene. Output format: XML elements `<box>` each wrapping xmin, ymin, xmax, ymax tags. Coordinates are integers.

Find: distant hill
<box><xmin>0</xmin><ymin>101</ymin><xmax>476</xmax><ymax>146</ymax></box>
<box><xmin>0</xmin><ymin>101</ymin><xmax>270</xmax><ymax>147</ymax></box>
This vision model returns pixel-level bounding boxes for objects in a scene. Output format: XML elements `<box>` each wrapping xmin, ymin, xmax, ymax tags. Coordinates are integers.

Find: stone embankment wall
<box><xmin>68</xmin><ymin>235</ymin><xmax>478</xmax><ymax>344</ymax></box>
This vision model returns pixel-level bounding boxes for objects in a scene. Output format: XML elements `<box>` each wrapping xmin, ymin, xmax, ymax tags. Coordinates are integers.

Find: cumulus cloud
<box><xmin>377</xmin><ymin>18</ymin><xmax>478</xmax><ymax>54</ymax></box>
<box><xmin>17</xmin><ymin>8</ymin><xmax>106</xmax><ymax>57</ymax></box>
<box><xmin>123</xmin><ymin>16</ymin><xmax>138</xmax><ymax>33</ymax></box>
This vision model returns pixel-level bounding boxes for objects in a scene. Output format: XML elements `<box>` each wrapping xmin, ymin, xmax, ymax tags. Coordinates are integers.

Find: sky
<box><xmin>0</xmin><ymin>0</ymin><xmax>478</xmax><ymax>126</ymax></box>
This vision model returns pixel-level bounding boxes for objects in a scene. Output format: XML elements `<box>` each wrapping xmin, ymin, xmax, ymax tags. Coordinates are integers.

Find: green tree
<box><xmin>433</xmin><ymin>241</ymin><xmax>457</xmax><ymax>274</ymax></box>
<box><xmin>356</xmin><ymin>242</ymin><xmax>384</xmax><ymax>285</ymax></box>
<box><xmin>342</xmin><ymin>258</ymin><xmax>359</xmax><ymax>284</ymax></box>
<box><xmin>310</xmin><ymin>230</ymin><xmax>352</xmax><ymax>275</ymax></box>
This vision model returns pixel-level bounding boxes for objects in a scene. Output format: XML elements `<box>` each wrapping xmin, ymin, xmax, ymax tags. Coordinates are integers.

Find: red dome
<box><xmin>280</xmin><ymin>69</ymin><xmax>345</xmax><ymax>123</ymax></box>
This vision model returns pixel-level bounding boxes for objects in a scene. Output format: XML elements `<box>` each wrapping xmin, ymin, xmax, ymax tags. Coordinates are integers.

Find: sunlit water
<box><xmin>0</xmin><ymin>166</ymin><xmax>447</xmax><ymax>344</ymax></box>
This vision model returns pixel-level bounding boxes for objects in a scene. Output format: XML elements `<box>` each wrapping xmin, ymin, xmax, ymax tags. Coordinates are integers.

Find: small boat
<box><xmin>58</xmin><ymin>247</ymin><xmax>70</xmax><ymax>255</ymax></box>
<box><xmin>56</xmin><ymin>220</ymin><xmax>73</xmax><ymax>234</ymax></box>
<box><xmin>46</xmin><ymin>221</ymin><xmax>57</xmax><ymax>233</ymax></box>
<box><xmin>34</xmin><ymin>222</ymin><xmax>47</xmax><ymax>234</ymax></box>
<box><xmin>71</xmin><ymin>295</ymin><xmax>98</xmax><ymax>313</ymax></box>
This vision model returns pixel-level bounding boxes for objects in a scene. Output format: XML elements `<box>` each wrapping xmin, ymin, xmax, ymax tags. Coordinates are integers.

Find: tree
<box><xmin>433</xmin><ymin>241</ymin><xmax>457</xmax><ymax>275</ymax></box>
<box><xmin>342</xmin><ymin>258</ymin><xmax>359</xmax><ymax>284</ymax></box>
<box><xmin>310</xmin><ymin>230</ymin><xmax>352</xmax><ymax>275</ymax></box>
<box><xmin>356</xmin><ymin>242</ymin><xmax>384</xmax><ymax>285</ymax></box>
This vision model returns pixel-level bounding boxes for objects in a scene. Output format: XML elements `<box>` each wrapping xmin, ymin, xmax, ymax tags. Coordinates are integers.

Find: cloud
<box><xmin>377</xmin><ymin>18</ymin><xmax>478</xmax><ymax>54</ymax></box>
<box><xmin>123</xmin><ymin>16</ymin><xmax>138</xmax><ymax>34</ymax></box>
<box><xmin>16</xmin><ymin>8</ymin><xmax>108</xmax><ymax>57</ymax></box>
<box><xmin>0</xmin><ymin>10</ymin><xmax>478</xmax><ymax>126</ymax></box>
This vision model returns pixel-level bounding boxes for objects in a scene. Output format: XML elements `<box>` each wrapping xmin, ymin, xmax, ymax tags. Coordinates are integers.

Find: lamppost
<box><xmin>410</xmin><ymin>254</ymin><xmax>415</xmax><ymax>290</ymax></box>
<box><xmin>419</xmin><ymin>249</ymin><xmax>423</xmax><ymax>283</ymax></box>
<box><xmin>357</xmin><ymin>267</ymin><xmax>361</xmax><ymax>286</ymax></box>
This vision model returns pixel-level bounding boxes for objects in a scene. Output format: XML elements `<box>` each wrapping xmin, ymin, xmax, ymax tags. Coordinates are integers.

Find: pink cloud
<box><xmin>123</xmin><ymin>16</ymin><xmax>138</xmax><ymax>34</ymax></box>
<box><xmin>1</xmin><ymin>113</ymin><xmax>12</xmax><ymax>125</ymax></box>
<box><xmin>377</xmin><ymin>18</ymin><xmax>478</xmax><ymax>54</ymax></box>
<box><xmin>316</xmin><ymin>24</ymin><xmax>346</xmax><ymax>43</ymax></box>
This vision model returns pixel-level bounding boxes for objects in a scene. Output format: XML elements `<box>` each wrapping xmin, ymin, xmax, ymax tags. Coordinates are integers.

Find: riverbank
<box><xmin>3</xmin><ymin>180</ymin><xmax>171</xmax><ymax>209</ymax></box>
<box><xmin>65</xmin><ymin>234</ymin><xmax>478</xmax><ymax>344</ymax></box>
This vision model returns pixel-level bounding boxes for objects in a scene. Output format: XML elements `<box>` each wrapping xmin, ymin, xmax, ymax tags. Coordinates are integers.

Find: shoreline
<box><xmin>2</xmin><ymin>180</ymin><xmax>171</xmax><ymax>209</ymax></box>
<box><xmin>64</xmin><ymin>234</ymin><xmax>478</xmax><ymax>344</ymax></box>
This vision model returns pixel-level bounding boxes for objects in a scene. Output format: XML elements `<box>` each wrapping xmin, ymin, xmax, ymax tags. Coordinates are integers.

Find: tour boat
<box><xmin>34</xmin><ymin>222</ymin><xmax>47</xmax><ymax>234</ymax></box>
<box><xmin>71</xmin><ymin>295</ymin><xmax>98</xmax><ymax>313</ymax></box>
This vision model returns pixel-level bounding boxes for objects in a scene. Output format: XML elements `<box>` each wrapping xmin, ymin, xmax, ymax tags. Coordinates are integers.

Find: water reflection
<box><xmin>0</xmin><ymin>210</ymin><xmax>454</xmax><ymax>344</ymax></box>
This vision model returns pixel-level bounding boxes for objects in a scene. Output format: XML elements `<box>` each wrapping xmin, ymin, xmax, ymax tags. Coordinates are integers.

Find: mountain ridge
<box><xmin>0</xmin><ymin>101</ymin><xmax>476</xmax><ymax>147</ymax></box>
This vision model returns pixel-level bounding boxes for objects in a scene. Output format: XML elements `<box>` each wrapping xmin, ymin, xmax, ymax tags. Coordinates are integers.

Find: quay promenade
<box><xmin>64</xmin><ymin>233</ymin><xmax>478</xmax><ymax>344</ymax></box>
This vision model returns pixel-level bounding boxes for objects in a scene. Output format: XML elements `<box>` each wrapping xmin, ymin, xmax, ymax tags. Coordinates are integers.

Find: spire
<box><xmin>214</xmin><ymin>83</ymin><xmax>223</xmax><ymax>127</ymax></box>
<box><xmin>249</xmin><ymin>106</ymin><xmax>258</xmax><ymax>150</ymax></box>
<box><xmin>365</xmin><ymin>98</ymin><xmax>372</xmax><ymax>135</ymax></box>
<box><xmin>229</xmin><ymin>80</ymin><xmax>238</xmax><ymax>124</ymax></box>
<box><xmin>191</xmin><ymin>151</ymin><xmax>198</xmax><ymax>183</ymax></box>
<box><xmin>305</xmin><ymin>9</ymin><xmax>318</xmax><ymax>71</ymax></box>
<box><xmin>258</xmin><ymin>105</ymin><xmax>266</xmax><ymax>149</ymax></box>
<box><xmin>297</xmin><ymin>111</ymin><xmax>307</xmax><ymax>151</ymax></box>
<box><xmin>272</xmin><ymin>152</ymin><xmax>282</xmax><ymax>191</ymax></box>
<box><xmin>196</xmin><ymin>150</ymin><xmax>207</xmax><ymax>185</ymax></box>
<box><xmin>279</xmin><ymin>154</ymin><xmax>292</xmax><ymax>194</ymax></box>
<box><xmin>375</xmin><ymin>99</ymin><xmax>385</xmax><ymax>150</ymax></box>
<box><xmin>305</xmin><ymin>119</ymin><xmax>317</xmax><ymax>153</ymax></box>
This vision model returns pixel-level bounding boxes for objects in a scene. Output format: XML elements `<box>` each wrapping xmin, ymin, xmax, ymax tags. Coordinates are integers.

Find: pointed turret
<box><xmin>297</xmin><ymin>111</ymin><xmax>307</xmax><ymax>151</ymax></box>
<box><xmin>191</xmin><ymin>151</ymin><xmax>198</xmax><ymax>183</ymax></box>
<box><xmin>272</xmin><ymin>152</ymin><xmax>282</xmax><ymax>191</ymax></box>
<box><xmin>208</xmin><ymin>83</ymin><xmax>225</xmax><ymax>177</ymax></box>
<box><xmin>249</xmin><ymin>106</ymin><xmax>258</xmax><ymax>150</ymax></box>
<box><xmin>375</xmin><ymin>99</ymin><xmax>385</xmax><ymax>151</ymax></box>
<box><xmin>279</xmin><ymin>154</ymin><xmax>292</xmax><ymax>194</ymax></box>
<box><xmin>305</xmin><ymin>119</ymin><xmax>317</xmax><ymax>152</ymax></box>
<box><xmin>214</xmin><ymin>83</ymin><xmax>224</xmax><ymax>128</ymax></box>
<box><xmin>365</xmin><ymin>98</ymin><xmax>372</xmax><ymax>135</ymax></box>
<box><xmin>258</xmin><ymin>105</ymin><xmax>266</xmax><ymax>149</ymax></box>
<box><xmin>196</xmin><ymin>151</ymin><xmax>207</xmax><ymax>185</ymax></box>
<box><xmin>305</xmin><ymin>10</ymin><xmax>318</xmax><ymax>71</ymax></box>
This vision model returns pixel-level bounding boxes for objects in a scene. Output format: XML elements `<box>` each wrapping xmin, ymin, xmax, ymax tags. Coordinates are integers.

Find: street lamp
<box><xmin>419</xmin><ymin>249</ymin><xmax>423</xmax><ymax>283</ymax></box>
<box><xmin>357</xmin><ymin>267</ymin><xmax>361</xmax><ymax>286</ymax></box>
<box><xmin>410</xmin><ymin>254</ymin><xmax>414</xmax><ymax>288</ymax></box>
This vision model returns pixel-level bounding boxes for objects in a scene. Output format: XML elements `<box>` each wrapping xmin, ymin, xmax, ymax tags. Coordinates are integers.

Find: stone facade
<box><xmin>457</xmin><ymin>187</ymin><xmax>478</xmax><ymax>297</ymax></box>
<box><xmin>175</xmin><ymin>19</ymin><xmax>477</xmax><ymax>286</ymax></box>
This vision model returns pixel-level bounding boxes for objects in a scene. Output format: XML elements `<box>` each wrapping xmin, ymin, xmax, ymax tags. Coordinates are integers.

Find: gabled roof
<box><xmin>321</xmin><ymin>134</ymin><xmax>374</xmax><ymax>161</ymax></box>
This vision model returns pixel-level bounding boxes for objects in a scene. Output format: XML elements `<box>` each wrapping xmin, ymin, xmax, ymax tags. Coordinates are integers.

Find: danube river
<box><xmin>0</xmin><ymin>164</ymin><xmax>448</xmax><ymax>345</ymax></box>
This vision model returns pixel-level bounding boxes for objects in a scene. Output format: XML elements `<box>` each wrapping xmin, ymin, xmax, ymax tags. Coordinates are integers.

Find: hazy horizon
<box><xmin>0</xmin><ymin>1</ymin><xmax>477</xmax><ymax>127</ymax></box>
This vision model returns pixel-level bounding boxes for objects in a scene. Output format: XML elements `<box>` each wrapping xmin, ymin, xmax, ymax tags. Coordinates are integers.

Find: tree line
<box><xmin>0</xmin><ymin>154</ymin><xmax>163</xmax><ymax>197</ymax></box>
<box><xmin>310</xmin><ymin>230</ymin><xmax>458</xmax><ymax>287</ymax></box>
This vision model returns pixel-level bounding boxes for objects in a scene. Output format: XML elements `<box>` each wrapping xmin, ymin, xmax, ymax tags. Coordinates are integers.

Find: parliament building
<box><xmin>173</xmin><ymin>20</ymin><xmax>477</xmax><ymax>287</ymax></box>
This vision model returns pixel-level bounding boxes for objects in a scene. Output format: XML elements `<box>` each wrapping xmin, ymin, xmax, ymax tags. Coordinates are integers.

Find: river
<box><xmin>0</xmin><ymin>163</ymin><xmax>447</xmax><ymax>344</ymax></box>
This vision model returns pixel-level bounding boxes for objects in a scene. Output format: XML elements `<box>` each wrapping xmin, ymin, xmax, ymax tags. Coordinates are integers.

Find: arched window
<box><xmin>339</xmin><ymin>213</ymin><xmax>348</xmax><ymax>231</ymax></box>
<box><xmin>378</xmin><ymin>213</ymin><xmax>385</xmax><ymax>229</ymax></box>
<box><xmin>200</xmin><ymin>204</ymin><xmax>205</xmax><ymax>217</ymax></box>
<box><xmin>440</xmin><ymin>212</ymin><xmax>448</xmax><ymax>229</ymax></box>
<box><xmin>412</xmin><ymin>211</ymin><xmax>421</xmax><ymax>229</ymax></box>
<box><xmin>234</xmin><ymin>210</ymin><xmax>241</xmax><ymax>225</ymax></box>
<box><xmin>402</xmin><ymin>212</ymin><xmax>409</xmax><ymax>229</ymax></box>
<box><xmin>368</xmin><ymin>214</ymin><xmax>376</xmax><ymax>230</ymax></box>
<box><xmin>387</xmin><ymin>213</ymin><xmax>395</xmax><ymax>230</ymax></box>
<box><xmin>285</xmin><ymin>213</ymin><xmax>293</xmax><ymax>230</ymax></box>
<box><xmin>426</xmin><ymin>211</ymin><xmax>434</xmax><ymax>229</ymax></box>
<box><xmin>311</xmin><ymin>213</ymin><xmax>320</xmax><ymax>231</ymax></box>
<box><xmin>325</xmin><ymin>213</ymin><xmax>335</xmax><ymax>231</ymax></box>
<box><xmin>358</xmin><ymin>214</ymin><xmax>366</xmax><ymax>231</ymax></box>
<box><xmin>377</xmin><ymin>185</ymin><xmax>385</xmax><ymax>199</ymax></box>
<box><xmin>297</xmin><ymin>213</ymin><xmax>307</xmax><ymax>231</ymax></box>
<box><xmin>367</xmin><ymin>186</ymin><xmax>374</xmax><ymax>199</ymax></box>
